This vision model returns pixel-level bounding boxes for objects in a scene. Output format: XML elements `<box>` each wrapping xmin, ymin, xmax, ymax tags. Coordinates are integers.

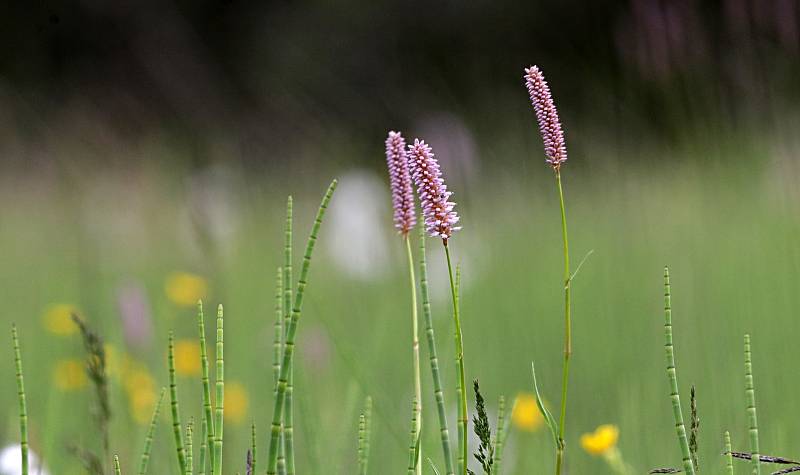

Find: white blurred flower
<box><xmin>0</xmin><ymin>444</ymin><xmax>49</xmax><ymax>475</ymax></box>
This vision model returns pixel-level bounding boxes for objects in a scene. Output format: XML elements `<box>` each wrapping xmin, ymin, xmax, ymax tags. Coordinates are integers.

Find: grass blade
<box><xmin>745</xmin><ymin>334</ymin><xmax>761</xmax><ymax>475</ymax></box>
<box><xmin>138</xmin><ymin>387</ymin><xmax>166</xmax><ymax>475</ymax></box>
<box><xmin>213</xmin><ymin>305</ymin><xmax>225</xmax><ymax>475</ymax></box>
<box><xmin>12</xmin><ymin>325</ymin><xmax>29</xmax><ymax>475</ymax></box>
<box><xmin>169</xmin><ymin>332</ymin><xmax>188</xmax><ymax>474</ymax></box>
<box><xmin>419</xmin><ymin>226</ymin><xmax>455</xmax><ymax>475</ymax></box>
<box><xmin>267</xmin><ymin>179</ymin><xmax>337</xmax><ymax>474</ymax></box>
<box><xmin>531</xmin><ymin>362</ymin><xmax>558</xmax><ymax>448</ymax></box>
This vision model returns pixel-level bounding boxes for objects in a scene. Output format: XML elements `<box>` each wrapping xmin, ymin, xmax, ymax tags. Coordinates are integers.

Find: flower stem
<box><xmin>444</xmin><ymin>242</ymin><xmax>467</xmax><ymax>475</ymax></box>
<box><xmin>555</xmin><ymin>169</ymin><xmax>570</xmax><ymax>475</ymax></box>
<box><xmin>405</xmin><ymin>235</ymin><xmax>423</xmax><ymax>475</ymax></box>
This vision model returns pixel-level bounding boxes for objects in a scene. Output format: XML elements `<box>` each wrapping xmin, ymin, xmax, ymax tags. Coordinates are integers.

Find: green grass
<box><xmin>1</xmin><ymin>140</ymin><xmax>799</xmax><ymax>473</ymax></box>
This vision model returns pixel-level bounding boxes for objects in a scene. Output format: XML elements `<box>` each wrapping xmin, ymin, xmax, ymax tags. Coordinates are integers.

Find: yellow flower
<box><xmin>224</xmin><ymin>381</ymin><xmax>249</xmax><ymax>425</ymax></box>
<box><xmin>165</xmin><ymin>272</ymin><xmax>208</xmax><ymax>307</ymax></box>
<box><xmin>42</xmin><ymin>304</ymin><xmax>80</xmax><ymax>336</ymax></box>
<box><xmin>511</xmin><ymin>392</ymin><xmax>544</xmax><ymax>432</ymax></box>
<box><xmin>129</xmin><ymin>386</ymin><xmax>157</xmax><ymax>425</ymax></box>
<box><xmin>173</xmin><ymin>340</ymin><xmax>201</xmax><ymax>376</ymax></box>
<box><xmin>581</xmin><ymin>424</ymin><xmax>619</xmax><ymax>455</ymax></box>
<box><xmin>53</xmin><ymin>359</ymin><xmax>88</xmax><ymax>391</ymax></box>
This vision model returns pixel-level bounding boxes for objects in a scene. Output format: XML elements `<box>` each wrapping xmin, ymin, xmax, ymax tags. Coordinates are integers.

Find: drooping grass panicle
<box><xmin>283</xmin><ymin>195</ymin><xmax>296</xmax><ymax>475</ymax></box>
<box><xmin>197</xmin><ymin>301</ymin><xmax>215</xmax><ymax>471</ymax></box>
<box><xmin>168</xmin><ymin>332</ymin><xmax>188</xmax><ymax>474</ymax></box>
<box><xmin>470</xmin><ymin>380</ymin><xmax>494</xmax><ymax>475</ymax></box>
<box><xmin>524</xmin><ymin>65</ymin><xmax>567</xmax><ymax>170</ymax></box>
<box><xmin>138</xmin><ymin>387</ymin><xmax>166</xmax><ymax>475</ymax></box>
<box><xmin>745</xmin><ymin>334</ymin><xmax>761</xmax><ymax>475</ymax></box>
<box><xmin>663</xmin><ymin>267</ymin><xmax>696</xmax><ymax>475</ymax></box>
<box><xmin>267</xmin><ymin>179</ymin><xmax>337</xmax><ymax>475</ymax></box>
<box><xmin>385</xmin><ymin>131</ymin><xmax>416</xmax><ymax>236</ymax></box>
<box><xmin>724</xmin><ymin>431</ymin><xmax>734</xmax><ymax>475</ymax></box>
<box><xmin>408</xmin><ymin>397</ymin><xmax>421</xmax><ymax>475</ymax></box>
<box><xmin>418</xmin><ymin>226</ymin><xmax>455</xmax><ymax>475</ymax></box>
<box><xmin>407</xmin><ymin>139</ymin><xmax>460</xmax><ymax>242</ymax></box>
<box><xmin>213</xmin><ymin>304</ymin><xmax>225</xmax><ymax>475</ymax></box>
<box><xmin>12</xmin><ymin>325</ymin><xmax>29</xmax><ymax>475</ymax></box>
<box><xmin>689</xmin><ymin>385</ymin><xmax>699</xmax><ymax>471</ymax></box>
<box><xmin>186</xmin><ymin>417</ymin><xmax>194</xmax><ymax>475</ymax></box>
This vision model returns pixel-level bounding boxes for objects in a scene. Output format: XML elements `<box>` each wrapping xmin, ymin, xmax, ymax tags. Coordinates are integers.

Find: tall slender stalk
<box><xmin>199</xmin><ymin>419</ymin><xmax>208</xmax><ymax>475</ymax></box>
<box><xmin>283</xmin><ymin>196</ymin><xmax>296</xmax><ymax>475</ymax></box>
<box><xmin>138</xmin><ymin>387</ymin><xmax>166</xmax><ymax>475</ymax></box>
<box><xmin>267</xmin><ymin>180</ymin><xmax>337</xmax><ymax>474</ymax></box>
<box><xmin>12</xmin><ymin>325</ymin><xmax>28</xmax><ymax>475</ymax></box>
<box><xmin>213</xmin><ymin>305</ymin><xmax>225</xmax><ymax>475</ymax></box>
<box><xmin>114</xmin><ymin>455</ymin><xmax>121</xmax><ymax>475</ymax></box>
<box><xmin>251</xmin><ymin>423</ymin><xmax>258</xmax><ymax>475</ymax></box>
<box><xmin>663</xmin><ymin>267</ymin><xmax>695</xmax><ymax>475</ymax></box>
<box><xmin>274</xmin><ymin>266</ymin><xmax>287</xmax><ymax>472</ymax></box>
<box><xmin>724</xmin><ymin>431</ymin><xmax>734</xmax><ymax>475</ymax></box>
<box><xmin>494</xmin><ymin>396</ymin><xmax>507</xmax><ymax>475</ymax></box>
<box><xmin>197</xmin><ymin>301</ymin><xmax>215</xmax><ymax>470</ymax></box>
<box><xmin>444</xmin><ymin>242</ymin><xmax>468</xmax><ymax>475</ymax></box>
<box><xmin>363</xmin><ymin>396</ymin><xmax>373</xmax><ymax>474</ymax></box>
<box><xmin>404</xmin><ymin>235</ymin><xmax>423</xmax><ymax>475</ymax></box>
<box><xmin>186</xmin><ymin>418</ymin><xmax>194</xmax><ymax>475</ymax></box>
<box><xmin>745</xmin><ymin>334</ymin><xmax>760</xmax><ymax>475</ymax></box>
<box><xmin>358</xmin><ymin>414</ymin><xmax>367</xmax><ymax>475</ymax></box>
<box><xmin>408</xmin><ymin>397</ymin><xmax>420</xmax><ymax>475</ymax></box>
<box><xmin>169</xmin><ymin>332</ymin><xmax>188</xmax><ymax>474</ymax></box>
<box><xmin>554</xmin><ymin>169</ymin><xmax>571</xmax><ymax>475</ymax></box>
<box><xmin>419</xmin><ymin>228</ymin><xmax>455</xmax><ymax>475</ymax></box>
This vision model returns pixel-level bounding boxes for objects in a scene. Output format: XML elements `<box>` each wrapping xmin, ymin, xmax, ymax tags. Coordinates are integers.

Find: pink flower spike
<box><xmin>524</xmin><ymin>66</ymin><xmax>568</xmax><ymax>170</ymax></box>
<box><xmin>407</xmin><ymin>139</ymin><xmax>461</xmax><ymax>242</ymax></box>
<box><xmin>385</xmin><ymin>131</ymin><xmax>416</xmax><ymax>236</ymax></box>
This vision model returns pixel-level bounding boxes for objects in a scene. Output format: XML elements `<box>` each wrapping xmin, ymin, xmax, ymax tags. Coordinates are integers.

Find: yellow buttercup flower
<box><xmin>173</xmin><ymin>339</ymin><xmax>201</xmax><ymax>376</ymax></box>
<box><xmin>224</xmin><ymin>381</ymin><xmax>249</xmax><ymax>425</ymax></box>
<box><xmin>53</xmin><ymin>359</ymin><xmax>88</xmax><ymax>391</ymax></box>
<box><xmin>43</xmin><ymin>304</ymin><xmax>80</xmax><ymax>336</ymax></box>
<box><xmin>511</xmin><ymin>392</ymin><xmax>544</xmax><ymax>432</ymax></box>
<box><xmin>165</xmin><ymin>272</ymin><xmax>208</xmax><ymax>307</ymax></box>
<box><xmin>581</xmin><ymin>424</ymin><xmax>619</xmax><ymax>455</ymax></box>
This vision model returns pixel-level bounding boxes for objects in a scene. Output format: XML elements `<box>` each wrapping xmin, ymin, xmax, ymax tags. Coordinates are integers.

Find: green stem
<box><xmin>251</xmin><ymin>423</ymin><xmax>258</xmax><ymax>475</ymax></box>
<box><xmin>138</xmin><ymin>388</ymin><xmax>166</xmax><ymax>475</ymax></box>
<box><xmin>186</xmin><ymin>418</ymin><xmax>194</xmax><ymax>475</ymax></box>
<box><xmin>12</xmin><ymin>326</ymin><xmax>28</xmax><ymax>475</ymax></box>
<box><xmin>419</xmin><ymin>228</ymin><xmax>455</xmax><ymax>475</ymax></box>
<box><xmin>663</xmin><ymin>267</ymin><xmax>696</xmax><ymax>475</ymax></box>
<box><xmin>554</xmin><ymin>170</ymin><xmax>570</xmax><ymax>475</ymax></box>
<box><xmin>197</xmin><ymin>301</ymin><xmax>215</xmax><ymax>470</ymax></box>
<box><xmin>745</xmin><ymin>334</ymin><xmax>760</xmax><ymax>475</ymax></box>
<box><xmin>213</xmin><ymin>305</ymin><xmax>225</xmax><ymax>475</ymax></box>
<box><xmin>358</xmin><ymin>414</ymin><xmax>367</xmax><ymax>475</ymax></box>
<box><xmin>169</xmin><ymin>332</ymin><xmax>188</xmax><ymax>475</ymax></box>
<box><xmin>364</xmin><ymin>396</ymin><xmax>372</xmax><ymax>473</ymax></box>
<box><xmin>267</xmin><ymin>180</ymin><xmax>337</xmax><ymax>474</ymax></box>
<box><xmin>405</xmin><ymin>235</ymin><xmax>423</xmax><ymax>475</ymax></box>
<box><xmin>114</xmin><ymin>455</ymin><xmax>121</xmax><ymax>475</ymax></box>
<box><xmin>444</xmin><ymin>242</ymin><xmax>468</xmax><ymax>475</ymax></box>
<box><xmin>408</xmin><ymin>397</ymin><xmax>420</xmax><ymax>475</ymax></box>
<box><xmin>724</xmin><ymin>431</ymin><xmax>734</xmax><ymax>475</ymax></box>
<box><xmin>199</xmin><ymin>419</ymin><xmax>207</xmax><ymax>475</ymax></box>
<box><xmin>283</xmin><ymin>196</ymin><xmax>296</xmax><ymax>475</ymax></box>
<box><xmin>494</xmin><ymin>396</ymin><xmax>507</xmax><ymax>475</ymax></box>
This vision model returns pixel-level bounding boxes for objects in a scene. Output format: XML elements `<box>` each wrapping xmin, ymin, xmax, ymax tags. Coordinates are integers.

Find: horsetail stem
<box><xmin>197</xmin><ymin>301</ymin><xmax>215</xmax><ymax>470</ymax></box>
<box><xmin>358</xmin><ymin>413</ymin><xmax>367</xmax><ymax>475</ymax></box>
<box><xmin>12</xmin><ymin>325</ymin><xmax>28</xmax><ymax>475</ymax></box>
<box><xmin>267</xmin><ymin>179</ymin><xmax>337</xmax><ymax>474</ymax></box>
<box><xmin>186</xmin><ymin>418</ymin><xmax>194</xmax><ymax>475</ymax></box>
<box><xmin>443</xmin><ymin>243</ymin><xmax>468</xmax><ymax>475</ymax></box>
<box><xmin>251</xmin><ymin>423</ymin><xmax>257</xmax><ymax>475</ymax></box>
<box><xmin>138</xmin><ymin>387</ymin><xmax>166</xmax><ymax>475</ymax></box>
<box><xmin>408</xmin><ymin>397</ymin><xmax>420</xmax><ymax>475</ymax></box>
<box><xmin>419</xmin><ymin>227</ymin><xmax>455</xmax><ymax>475</ymax></box>
<box><xmin>745</xmin><ymin>334</ymin><xmax>760</xmax><ymax>475</ymax></box>
<box><xmin>283</xmin><ymin>195</ymin><xmax>296</xmax><ymax>475</ymax></box>
<box><xmin>405</xmin><ymin>234</ymin><xmax>423</xmax><ymax>475</ymax></box>
<box><xmin>213</xmin><ymin>304</ymin><xmax>225</xmax><ymax>475</ymax></box>
<box><xmin>274</xmin><ymin>267</ymin><xmax>283</xmax><ymax>392</ymax></box>
<box><xmin>199</xmin><ymin>419</ymin><xmax>208</xmax><ymax>475</ymax></box>
<box><xmin>494</xmin><ymin>396</ymin><xmax>507</xmax><ymax>475</ymax></box>
<box><xmin>363</xmin><ymin>395</ymin><xmax>372</xmax><ymax>472</ymax></box>
<box><xmin>663</xmin><ymin>267</ymin><xmax>696</xmax><ymax>475</ymax></box>
<box><xmin>114</xmin><ymin>455</ymin><xmax>121</xmax><ymax>475</ymax></box>
<box><xmin>725</xmin><ymin>431</ymin><xmax>734</xmax><ymax>475</ymax></box>
<box><xmin>169</xmin><ymin>332</ymin><xmax>188</xmax><ymax>474</ymax></box>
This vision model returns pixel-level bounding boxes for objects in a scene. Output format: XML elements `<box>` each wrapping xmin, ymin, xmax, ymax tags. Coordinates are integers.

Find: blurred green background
<box><xmin>1</xmin><ymin>0</ymin><xmax>799</xmax><ymax>473</ymax></box>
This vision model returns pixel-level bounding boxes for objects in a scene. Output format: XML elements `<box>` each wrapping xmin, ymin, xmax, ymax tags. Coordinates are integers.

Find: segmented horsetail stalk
<box><xmin>199</xmin><ymin>419</ymin><xmax>208</xmax><ymax>475</ymax></box>
<box><xmin>250</xmin><ymin>423</ymin><xmax>257</xmax><ymax>475</ymax></box>
<box><xmin>267</xmin><ymin>179</ymin><xmax>337</xmax><ymax>474</ymax></box>
<box><xmin>745</xmin><ymin>334</ymin><xmax>760</xmax><ymax>475</ymax></box>
<box><xmin>419</xmin><ymin>226</ymin><xmax>455</xmax><ymax>475</ymax></box>
<box><xmin>114</xmin><ymin>455</ymin><xmax>121</xmax><ymax>475</ymax></box>
<box><xmin>12</xmin><ymin>325</ymin><xmax>28</xmax><ymax>475</ymax></box>
<box><xmin>283</xmin><ymin>195</ymin><xmax>297</xmax><ymax>475</ymax></box>
<box><xmin>197</xmin><ymin>301</ymin><xmax>215</xmax><ymax>470</ymax></box>
<box><xmin>213</xmin><ymin>304</ymin><xmax>225</xmax><ymax>475</ymax></box>
<box><xmin>187</xmin><ymin>418</ymin><xmax>194</xmax><ymax>475</ymax></box>
<box><xmin>663</xmin><ymin>267</ymin><xmax>696</xmax><ymax>475</ymax></box>
<box><xmin>138</xmin><ymin>387</ymin><xmax>166</xmax><ymax>475</ymax></box>
<box><xmin>690</xmin><ymin>385</ymin><xmax>699</xmax><ymax>471</ymax></box>
<box><xmin>363</xmin><ymin>396</ymin><xmax>373</xmax><ymax>472</ymax></box>
<box><xmin>725</xmin><ymin>431</ymin><xmax>734</xmax><ymax>475</ymax></box>
<box><xmin>168</xmin><ymin>332</ymin><xmax>188</xmax><ymax>474</ymax></box>
<box><xmin>408</xmin><ymin>397</ymin><xmax>421</xmax><ymax>475</ymax></box>
<box><xmin>494</xmin><ymin>396</ymin><xmax>507</xmax><ymax>475</ymax></box>
<box><xmin>358</xmin><ymin>414</ymin><xmax>367</xmax><ymax>475</ymax></box>
<box><xmin>274</xmin><ymin>267</ymin><xmax>283</xmax><ymax>391</ymax></box>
